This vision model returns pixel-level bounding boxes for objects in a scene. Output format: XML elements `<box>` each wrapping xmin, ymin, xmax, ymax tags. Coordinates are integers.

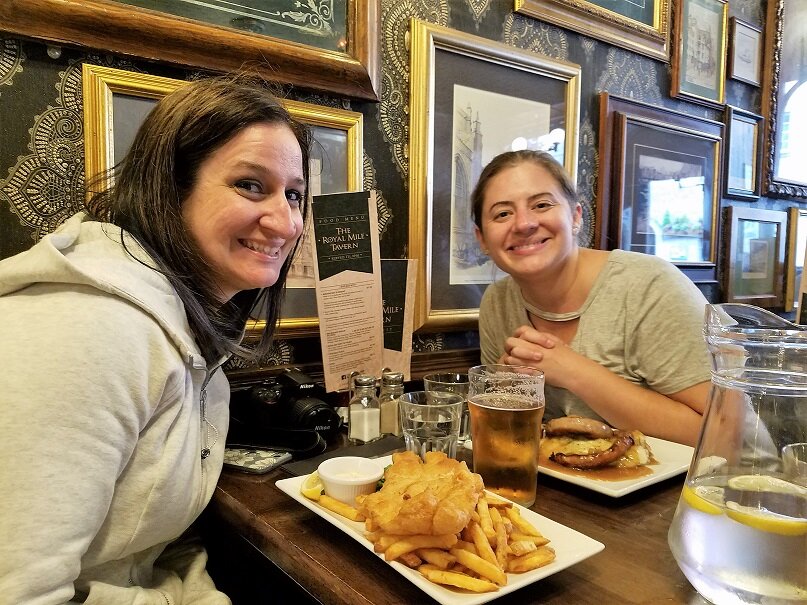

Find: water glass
<box><xmin>423</xmin><ymin>373</ymin><xmax>470</xmax><ymax>446</ymax></box>
<box><xmin>399</xmin><ymin>391</ymin><xmax>464</xmax><ymax>459</ymax></box>
<box><xmin>467</xmin><ymin>364</ymin><xmax>545</xmax><ymax>507</ymax></box>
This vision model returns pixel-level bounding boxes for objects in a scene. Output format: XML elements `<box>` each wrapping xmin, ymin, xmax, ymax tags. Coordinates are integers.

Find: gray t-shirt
<box><xmin>478</xmin><ymin>249</ymin><xmax>711</xmax><ymax>421</ymax></box>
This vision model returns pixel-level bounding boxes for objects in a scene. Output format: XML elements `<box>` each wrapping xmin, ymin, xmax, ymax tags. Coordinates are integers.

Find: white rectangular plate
<box><xmin>538</xmin><ymin>437</ymin><xmax>694</xmax><ymax>497</ymax></box>
<box><xmin>276</xmin><ymin>456</ymin><xmax>604</xmax><ymax>605</ymax></box>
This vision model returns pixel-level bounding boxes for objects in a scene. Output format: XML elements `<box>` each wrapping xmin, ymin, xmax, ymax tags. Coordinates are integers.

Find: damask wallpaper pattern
<box><xmin>0</xmin><ymin>0</ymin><xmax>769</xmax><ymax>370</ymax></box>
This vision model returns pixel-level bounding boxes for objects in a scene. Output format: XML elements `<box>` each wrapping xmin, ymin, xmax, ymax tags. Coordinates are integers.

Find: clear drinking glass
<box><xmin>399</xmin><ymin>391</ymin><xmax>464</xmax><ymax>459</ymax></box>
<box><xmin>423</xmin><ymin>373</ymin><xmax>470</xmax><ymax>446</ymax></box>
<box><xmin>668</xmin><ymin>304</ymin><xmax>807</xmax><ymax>604</ymax></box>
<box><xmin>467</xmin><ymin>364</ymin><xmax>545</xmax><ymax>507</ymax></box>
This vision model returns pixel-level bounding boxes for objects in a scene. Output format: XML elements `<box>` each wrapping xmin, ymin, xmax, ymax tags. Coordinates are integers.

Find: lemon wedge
<box><xmin>726</xmin><ymin>501</ymin><xmax>807</xmax><ymax>536</ymax></box>
<box><xmin>681</xmin><ymin>484</ymin><xmax>725</xmax><ymax>515</ymax></box>
<box><xmin>301</xmin><ymin>471</ymin><xmax>324</xmax><ymax>501</ymax></box>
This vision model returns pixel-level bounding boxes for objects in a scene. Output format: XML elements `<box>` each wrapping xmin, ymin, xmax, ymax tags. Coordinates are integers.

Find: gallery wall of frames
<box><xmin>1</xmin><ymin>0</ymin><xmax>805</xmax><ymax>380</ymax></box>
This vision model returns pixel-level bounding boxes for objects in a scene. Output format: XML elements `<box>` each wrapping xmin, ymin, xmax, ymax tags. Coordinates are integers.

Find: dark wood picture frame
<box><xmin>728</xmin><ymin>17</ymin><xmax>762</xmax><ymax>86</ymax></box>
<box><xmin>761</xmin><ymin>0</ymin><xmax>807</xmax><ymax>199</ymax></box>
<box><xmin>671</xmin><ymin>0</ymin><xmax>728</xmax><ymax>107</ymax></box>
<box><xmin>513</xmin><ymin>0</ymin><xmax>672</xmax><ymax>61</ymax></box>
<box><xmin>723</xmin><ymin>106</ymin><xmax>764</xmax><ymax>201</ymax></box>
<box><xmin>597</xmin><ymin>92</ymin><xmax>722</xmax><ymax>283</ymax></box>
<box><xmin>723</xmin><ymin>206</ymin><xmax>787</xmax><ymax>308</ymax></box>
<box><xmin>0</xmin><ymin>0</ymin><xmax>381</xmax><ymax>101</ymax></box>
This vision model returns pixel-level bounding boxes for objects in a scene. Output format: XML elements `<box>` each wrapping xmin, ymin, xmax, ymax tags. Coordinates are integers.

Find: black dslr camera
<box><xmin>229</xmin><ymin>369</ymin><xmax>341</xmax><ymax>439</ymax></box>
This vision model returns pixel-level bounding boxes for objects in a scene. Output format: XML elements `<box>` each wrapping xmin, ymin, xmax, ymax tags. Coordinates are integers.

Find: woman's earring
<box><xmin>572</xmin><ymin>225</ymin><xmax>580</xmax><ymax>235</ymax></box>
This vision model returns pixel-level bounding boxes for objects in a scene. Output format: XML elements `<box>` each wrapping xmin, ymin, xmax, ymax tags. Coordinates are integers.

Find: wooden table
<box><xmin>206</xmin><ymin>448</ymin><xmax>708</xmax><ymax>605</ymax></box>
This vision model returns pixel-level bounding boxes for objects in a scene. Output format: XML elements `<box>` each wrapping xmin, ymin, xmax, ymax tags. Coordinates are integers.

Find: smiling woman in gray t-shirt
<box><xmin>479</xmin><ymin>249</ymin><xmax>710</xmax><ymax>424</ymax></box>
<box><xmin>471</xmin><ymin>150</ymin><xmax>711</xmax><ymax>446</ymax></box>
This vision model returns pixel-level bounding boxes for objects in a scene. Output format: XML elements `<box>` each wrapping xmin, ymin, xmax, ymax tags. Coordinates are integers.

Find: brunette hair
<box><xmin>85</xmin><ymin>73</ymin><xmax>312</xmax><ymax>361</ymax></box>
<box><xmin>470</xmin><ymin>150</ymin><xmax>577</xmax><ymax>231</ymax></box>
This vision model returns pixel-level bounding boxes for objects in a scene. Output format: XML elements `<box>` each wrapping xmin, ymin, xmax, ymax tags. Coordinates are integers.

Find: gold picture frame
<box><xmin>2</xmin><ymin>0</ymin><xmax>380</xmax><ymax>101</ymax></box>
<box><xmin>408</xmin><ymin>19</ymin><xmax>581</xmax><ymax>331</ymax></box>
<box><xmin>82</xmin><ymin>63</ymin><xmax>363</xmax><ymax>337</ymax></box>
<box><xmin>514</xmin><ymin>0</ymin><xmax>672</xmax><ymax>62</ymax></box>
<box><xmin>670</xmin><ymin>0</ymin><xmax>728</xmax><ymax>108</ymax></box>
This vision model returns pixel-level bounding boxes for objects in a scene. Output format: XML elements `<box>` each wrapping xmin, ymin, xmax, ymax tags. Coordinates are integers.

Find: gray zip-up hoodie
<box><xmin>0</xmin><ymin>213</ymin><xmax>232</xmax><ymax>604</ymax></box>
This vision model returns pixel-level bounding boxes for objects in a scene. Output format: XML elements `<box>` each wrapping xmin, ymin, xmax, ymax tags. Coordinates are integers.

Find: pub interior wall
<box><xmin>0</xmin><ymin>0</ymin><xmax>793</xmax><ymax>381</ymax></box>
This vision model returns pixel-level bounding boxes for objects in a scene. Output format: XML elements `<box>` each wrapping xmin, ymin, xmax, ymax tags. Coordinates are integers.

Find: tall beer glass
<box><xmin>467</xmin><ymin>364</ymin><xmax>545</xmax><ymax>507</ymax></box>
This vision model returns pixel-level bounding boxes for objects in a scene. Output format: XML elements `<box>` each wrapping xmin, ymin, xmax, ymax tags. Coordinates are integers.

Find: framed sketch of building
<box><xmin>408</xmin><ymin>18</ymin><xmax>581</xmax><ymax>331</ymax></box>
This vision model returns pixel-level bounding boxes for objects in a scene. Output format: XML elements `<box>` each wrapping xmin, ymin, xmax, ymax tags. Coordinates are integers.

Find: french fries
<box><xmin>317</xmin><ymin>495</ymin><xmax>365</xmax><ymax>522</ymax></box>
<box><xmin>450</xmin><ymin>547</ymin><xmax>507</xmax><ymax>586</ymax></box>
<box><xmin>363</xmin><ymin>493</ymin><xmax>556</xmax><ymax>593</ymax></box>
<box><xmin>384</xmin><ymin>534</ymin><xmax>458</xmax><ymax>561</ymax></box>
<box><xmin>418</xmin><ymin>564</ymin><xmax>499</xmax><ymax>593</ymax></box>
<box><xmin>299</xmin><ymin>471</ymin><xmax>557</xmax><ymax>594</ymax></box>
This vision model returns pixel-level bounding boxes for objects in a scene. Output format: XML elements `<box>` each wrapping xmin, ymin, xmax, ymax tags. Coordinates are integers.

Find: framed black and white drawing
<box><xmin>407</xmin><ymin>19</ymin><xmax>581</xmax><ymax>331</ymax></box>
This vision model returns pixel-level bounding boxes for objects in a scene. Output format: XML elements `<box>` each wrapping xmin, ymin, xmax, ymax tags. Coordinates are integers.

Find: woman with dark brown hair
<box><xmin>473</xmin><ymin>150</ymin><xmax>710</xmax><ymax>446</ymax></box>
<box><xmin>0</xmin><ymin>73</ymin><xmax>311</xmax><ymax>603</ymax></box>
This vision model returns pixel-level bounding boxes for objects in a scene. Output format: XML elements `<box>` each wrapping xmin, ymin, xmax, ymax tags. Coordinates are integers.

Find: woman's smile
<box><xmin>239</xmin><ymin>238</ymin><xmax>282</xmax><ymax>259</ymax></box>
<box><xmin>509</xmin><ymin>237</ymin><xmax>550</xmax><ymax>253</ymax></box>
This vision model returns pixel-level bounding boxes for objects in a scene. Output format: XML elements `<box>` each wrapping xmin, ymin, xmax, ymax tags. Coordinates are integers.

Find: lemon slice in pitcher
<box><xmin>301</xmin><ymin>471</ymin><xmax>324</xmax><ymax>501</ymax></box>
<box><xmin>726</xmin><ymin>501</ymin><xmax>807</xmax><ymax>536</ymax></box>
<box><xmin>728</xmin><ymin>475</ymin><xmax>807</xmax><ymax>496</ymax></box>
<box><xmin>682</xmin><ymin>485</ymin><xmax>725</xmax><ymax>515</ymax></box>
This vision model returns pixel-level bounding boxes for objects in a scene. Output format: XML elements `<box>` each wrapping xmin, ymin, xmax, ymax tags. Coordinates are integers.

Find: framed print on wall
<box><xmin>723</xmin><ymin>206</ymin><xmax>787</xmax><ymax>309</ymax></box>
<box><xmin>82</xmin><ymin>63</ymin><xmax>364</xmax><ymax>337</ymax></box>
<box><xmin>513</xmin><ymin>0</ymin><xmax>672</xmax><ymax>61</ymax></box>
<box><xmin>728</xmin><ymin>17</ymin><xmax>762</xmax><ymax>86</ymax></box>
<box><xmin>408</xmin><ymin>18</ymin><xmax>581</xmax><ymax>331</ymax></box>
<box><xmin>671</xmin><ymin>0</ymin><xmax>728</xmax><ymax>107</ymax></box>
<box><xmin>723</xmin><ymin>106</ymin><xmax>764</xmax><ymax>201</ymax></box>
<box><xmin>597</xmin><ymin>93</ymin><xmax>723</xmax><ymax>283</ymax></box>
<box><xmin>784</xmin><ymin>207</ymin><xmax>807</xmax><ymax>313</ymax></box>
<box><xmin>761</xmin><ymin>0</ymin><xmax>807</xmax><ymax>199</ymax></box>
<box><xmin>0</xmin><ymin>0</ymin><xmax>380</xmax><ymax>101</ymax></box>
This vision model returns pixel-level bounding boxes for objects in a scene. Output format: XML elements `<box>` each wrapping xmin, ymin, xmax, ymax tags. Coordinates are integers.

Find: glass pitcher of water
<box><xmin>668</xmin><ymin>303</ymin><xmax>807</xmax><ymax>604</ymax></box>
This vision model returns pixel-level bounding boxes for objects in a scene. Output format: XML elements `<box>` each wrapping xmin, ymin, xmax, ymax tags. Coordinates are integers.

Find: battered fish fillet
<box><xmin>355</xmin><ymin>451</ymin><xmax>484</xmax><ymax>536</ymax></box>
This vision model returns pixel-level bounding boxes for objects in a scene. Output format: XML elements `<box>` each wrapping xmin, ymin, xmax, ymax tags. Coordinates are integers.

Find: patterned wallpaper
<box><xmin>0</xmin><ymin>0</ymin><xmax>777</xmax><ymax>372</ymax></box>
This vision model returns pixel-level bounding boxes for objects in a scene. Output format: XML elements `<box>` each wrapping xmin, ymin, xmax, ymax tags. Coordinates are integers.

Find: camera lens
<box><xmin>287</xmin><ymin>397</ymin><xmax>341</xmax><ymax>437</ymax></box>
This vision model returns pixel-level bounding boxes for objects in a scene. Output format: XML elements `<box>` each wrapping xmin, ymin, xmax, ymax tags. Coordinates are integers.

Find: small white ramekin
<box><xmin>317</xmin><ymin>456</ymin><xmax>383</xmax><ymax>505</ymax></box>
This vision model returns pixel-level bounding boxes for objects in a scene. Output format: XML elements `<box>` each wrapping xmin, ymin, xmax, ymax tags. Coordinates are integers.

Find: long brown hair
<box><xmin>85</xmin><ymin>73</ymin><xmax>312</xmax><ymax>361</ymax></box>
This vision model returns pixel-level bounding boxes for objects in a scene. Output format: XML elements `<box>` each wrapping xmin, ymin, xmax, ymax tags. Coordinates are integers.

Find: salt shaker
<box><xmin>379</xmin><ymin>371</ymin><xmax>404</xmax><ymax>436</ymax></box>
<box><xmin>348</xmin><ymin>375</ymin><xmax>381</xmax><ymax>444</ymax></box>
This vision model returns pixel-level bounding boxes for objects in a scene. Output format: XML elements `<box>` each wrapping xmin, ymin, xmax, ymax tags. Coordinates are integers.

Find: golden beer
<box><xmin>468</xmin><ymin>393</ymin><xmax>544</xmax><ymax>507</ymax></box>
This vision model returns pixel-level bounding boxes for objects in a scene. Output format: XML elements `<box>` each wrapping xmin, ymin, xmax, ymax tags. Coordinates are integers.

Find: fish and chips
<box><xmin>299</xmin><ymin>450</ymin><xmax>556</xmax><ymax>594</ymax></box>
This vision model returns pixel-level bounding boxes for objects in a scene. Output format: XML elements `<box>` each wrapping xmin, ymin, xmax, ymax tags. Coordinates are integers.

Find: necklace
<box><xmin>522</xmin><ymin>298</ymin><xmax>583</xmax><ymax>322</ymax></box>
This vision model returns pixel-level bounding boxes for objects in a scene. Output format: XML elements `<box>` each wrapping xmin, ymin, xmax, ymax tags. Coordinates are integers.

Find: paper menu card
<box><xmin>381</xmin><ymin>258</ymin><xmax>417</xmax><ymax>380</ymax></box>
<box><xmin>311</xmin><ymin>191</ymin><xmax>384</xmax><ymax>392</ymax></box>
